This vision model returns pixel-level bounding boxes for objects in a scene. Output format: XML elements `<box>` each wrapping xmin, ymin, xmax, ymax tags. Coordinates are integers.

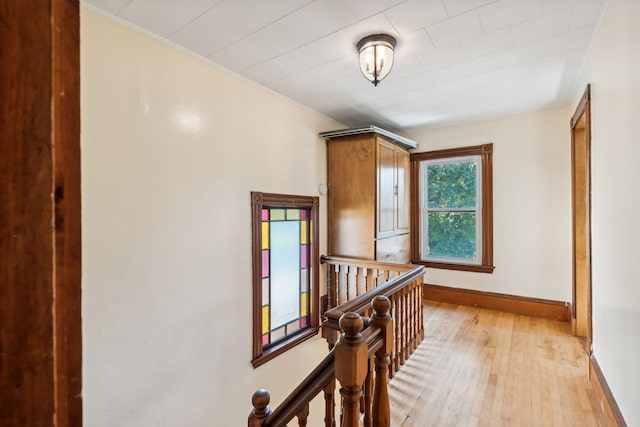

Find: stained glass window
<box><xmin>260</xmin><ymin>206</ymin><xmax>311</xmax><ymax>349</ymax></box>
<box><xmin>251</xmin><ymin>192</ymin><xmax>319</xmax><ymax>368</ymax></box>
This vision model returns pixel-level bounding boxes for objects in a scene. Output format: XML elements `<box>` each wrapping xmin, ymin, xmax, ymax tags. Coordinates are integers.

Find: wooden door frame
<box><xmin>570</xmin><ymin>84</ymin><xmax>593</xmax><ymax>352</ymax></box>
<box><xmin>0</xmin><ymin>1</ymin><xmax>82</xmax><ymax>425</ymax></box>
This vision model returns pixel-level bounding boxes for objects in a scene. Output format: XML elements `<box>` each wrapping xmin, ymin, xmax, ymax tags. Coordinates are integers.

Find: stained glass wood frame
<box><xmin>251</xmin><ymin>192</ymin><xmax>320</xmax><ymax>368</ymax></box>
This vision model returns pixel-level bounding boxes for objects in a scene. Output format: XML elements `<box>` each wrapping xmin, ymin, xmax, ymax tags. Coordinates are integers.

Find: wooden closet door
<box><xmin>377</xmin><ymin>139</ymin><xmax>396</xmax><ymax>237</ymax></box>
<box><xmin>328</xmin><ymin>136</ymin><xmax>377</xmax><ymax>258</ymax></box>
<box><xmin>396</xmin><ymin>148</ymin><xmax>410</xmax><ymax>233</ymax></box>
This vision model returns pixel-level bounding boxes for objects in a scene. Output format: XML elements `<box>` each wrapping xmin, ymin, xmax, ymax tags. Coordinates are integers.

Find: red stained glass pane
<box><xmin>262</xmin><ymin>250</ymin><xmax>269</xmax><ymax>278</ymax></box>
<box><xmin>263</xmin><ymin>334</ymin><xmax>269</xmax><ymax>346</ymax></box>
<box><xmin>300</xmin><ymin>209</ymin><xmax>307</xmax><ymax>220</ymax></box>
<box><xmin>262</xmin><ymin>208</ymin><xmax>269</xmax><ymax>221</ymax></box>
<box><xmin>300</xmin><ymin>317</ymin><xmax>307</xmax><ymax>327</ymax></box>
<box><xmin>300</xmin><ymin>244</ymin><xmax>308</xmax><ymax>269</ymax></box>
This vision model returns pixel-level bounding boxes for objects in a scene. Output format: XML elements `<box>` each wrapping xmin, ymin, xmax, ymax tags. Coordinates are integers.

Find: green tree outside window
<box><xmin>426</xmin><ymin>161</ymin><xmax>478</xmax><ymax>259</ymax></box>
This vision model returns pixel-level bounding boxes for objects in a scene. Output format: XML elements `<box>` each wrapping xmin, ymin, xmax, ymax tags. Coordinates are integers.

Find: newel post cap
<box><xmin>248</xmin><ymin>389</ymin><xmax>271</xmax><ymax>426</ymax></box>
<box><xmin>370</xmin><ymin>295</ymin><xmax>393</xmax><ymax>355</ymax></box>
<box><xmin>335</xmin><ymin>312</ymin><xmax>368</xmax><ymax>386</ymax></box>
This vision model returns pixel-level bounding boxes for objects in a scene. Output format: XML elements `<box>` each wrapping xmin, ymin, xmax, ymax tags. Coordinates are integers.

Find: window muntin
<box><xmin>420</xmin><ymin>156</ymin><xmax>482</xmax><ymax>265</ymax></box>
<box><xmin>251</xmin><ymin>193</ymin><xmax>319</xmax><ymax>368</ymax></box>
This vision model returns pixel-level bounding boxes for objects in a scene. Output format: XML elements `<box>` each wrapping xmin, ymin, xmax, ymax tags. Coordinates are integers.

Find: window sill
<box><xmin>251</xmin><ymin>327</ymin><xmax>319</xmax><ymax>368</ymax></box>
<box><xmin>411</xmin><ymin>260</ymin><xmax>495</xmax><ymax>273</ymax></box>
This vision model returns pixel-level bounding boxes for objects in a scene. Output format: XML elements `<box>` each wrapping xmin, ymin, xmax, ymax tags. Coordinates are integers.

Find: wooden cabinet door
<box><xmin>377</xmin><ymin>139</ymin><xmax>396</xmax><ymax>237</ymax></box>
<box><xmin>328</xmin><ymin>136</ymin><xmax>377</xmax><ymax>259</ymax></box>
<box><xmin>396</xmin><ymin>148</ymin><xmax>410</xmax><ymax>233</ymax></box>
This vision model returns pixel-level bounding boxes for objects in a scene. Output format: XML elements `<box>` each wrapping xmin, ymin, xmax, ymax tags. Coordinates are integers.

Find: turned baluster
<box><xmin>338</xmin><ymin>264</ymin><xmax>348</xmax><ymax>304</ymax></box>
<box><xmin>297</xmin><ymin>403</ymin><xmax>310</xmax><ymax>427</ymax></box>
<box><xmin>411</xmin><ymin>283</ymin><xmax>417</xmax><ymax>351</ymax></box>
<box><xmin>392</xmin><ymin>293</ymin><xmax>399</xmax><ymax>376</ymax></box>
<box><xmin>323</xmin><ymin>379</ymin><xmax>336</xmax><ymax>427</ymax></box>
<box><xmin>412</xmin><ymin>282</ymin><xmax>419</xmax><ymax>350</ymax></box>
<box><xmin>335</xmin><ymin>312</ymin><xmax>368</xmax><ymax>427</ymax></box>
<box><xmin>419</xmin><ymin>280</ymin><xmax>425</xmax><ymax>340</ymax></box>
<box><xmin>400</xmin><ymin>288</ymin><xmax>406</xmax><ymax>364</ymax></box>
<box><xmin>356</xmin><ymin>267</ymin><xmax>364</xmax><ymax>296</ymax></box>
<box><xmin>369</xmin><ymin>296</ymin><xmax>392</xmax><ymax>427</ymax></box>
<box><xmin>363</xmin><ymin>355</ymin><xmax>374</xmax><ymax>427</ymax></box>
<box><xmin>403</xmin><ymin>288</ymin><xmax>410</xmax><ymax>363</ymax></box>
<box><xmin>326</xmin><ymin>264</ymin><xmax>335</xmax><ymax>310</ymax></box>
<box><xmin>366</xmin><ymin>268</ymin><xmax>375</xmax><ymax>292</ymax></box>
<box><xmin>326</xmin><ymin>264</ymin><xmax>339</xmax><ymax>350</ymax></box>
<box><xmin>335</xmin><ymin>264</ymin><xmax>342</xmax><ymax>306</ymax></box>
<box><xmin>248</xmin><ymin>389</ymin><xmax>271</xmax><ymax>427</ymax></box>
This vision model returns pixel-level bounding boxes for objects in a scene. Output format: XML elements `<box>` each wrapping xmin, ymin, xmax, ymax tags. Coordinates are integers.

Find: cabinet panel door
<box><xmin>377</xmin><ymin>140</ymin><xmax>396</xmax><ymax>237</ymax></box>
<box><xmin>396</xmin><ymin>148</ymin><xmax>410</xmax><ymax>232</ymax></box>
<box><xmin>328</xmin><ymin>136</ymin><xmax>377</xmax><ymax>259</ymax></box>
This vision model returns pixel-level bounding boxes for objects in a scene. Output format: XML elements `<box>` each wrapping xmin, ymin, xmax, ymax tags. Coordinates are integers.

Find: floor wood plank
<box><xmin>389</xmin><ymin>302</ymin><xmax>607</xmax><ymax>426</ymax></box>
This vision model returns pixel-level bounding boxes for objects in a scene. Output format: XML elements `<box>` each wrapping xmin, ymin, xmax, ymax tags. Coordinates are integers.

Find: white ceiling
<box><xmin>83</xmin><ymin>0</ymin><xmax>607</xmax><ymax>131</ymax></box>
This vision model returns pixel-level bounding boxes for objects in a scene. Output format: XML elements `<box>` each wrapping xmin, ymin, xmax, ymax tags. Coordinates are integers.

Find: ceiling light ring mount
<box><xmin>356</xmin><ymin>33</ymin><xmax>397</xmax><ymax>87</ymax></box>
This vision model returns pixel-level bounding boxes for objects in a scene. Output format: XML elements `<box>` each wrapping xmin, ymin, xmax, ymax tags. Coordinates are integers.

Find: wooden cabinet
<box><xmin>324</xmin><ymin>131</ymin><xmax>413</xmax><ymax>263</ymax></box>
<box><xmin>377</xmin><ymin>138</ymin><xmax>410</xmax><ymax>238</ymax></box>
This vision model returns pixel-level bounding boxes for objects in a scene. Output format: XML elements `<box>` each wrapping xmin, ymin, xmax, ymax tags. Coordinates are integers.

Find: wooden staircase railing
<box><xmin>248</xmin><ymin>256</ymin><xmax>425</xmax><ymax>426</ymax></box>
<box><xmin>321</xmin><ymin>256</ymin><xmax>425</xmax><ymax>377</ymax></box>
<box><xmin>249</xmin><ymin>296</ymin><xmax>393</xmax><ymax>427</ymax></box>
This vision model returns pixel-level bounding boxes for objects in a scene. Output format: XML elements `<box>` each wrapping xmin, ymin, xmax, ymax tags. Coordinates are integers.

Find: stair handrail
<box><xmin>322</xmin><ymin>263</ymin><xmax>425</xmax><ymax>331</ymax></box>
<box><xmin>321</xmin><ymin>255</ymin><xmax>425</xmax><ymax>378</ymax></box>
<box><xmin>249</xmin><ymin>296</ymin><xmax>392</xmax><ymax>427</ymax></box>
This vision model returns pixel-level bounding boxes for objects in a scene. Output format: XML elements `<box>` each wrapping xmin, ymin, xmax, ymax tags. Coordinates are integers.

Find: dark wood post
<box><xmin>334</xmin><ymin>312</ymin><xmax>368</xmax><ymax>427</ymax></box>
<box><xmin>248</xmin><ymin>389</ymin><xmax>271</xmax><ymax>427</ymax></box>
<box><xmin>369</xmin><ymin>296</ymin><xmax>392</xmax><ymax>427</ymax></box>
<box><xmin>1</xmin><ymin>1</ymin><xmax>82</xmax><ymax>425</ymax></box>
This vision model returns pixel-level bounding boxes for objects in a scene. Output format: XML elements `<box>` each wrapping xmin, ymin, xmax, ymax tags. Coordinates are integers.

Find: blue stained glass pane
<box><xmin>270</xmin><ymin>220</ymin><xmax>301</xmax><ymax>329</ymax></box>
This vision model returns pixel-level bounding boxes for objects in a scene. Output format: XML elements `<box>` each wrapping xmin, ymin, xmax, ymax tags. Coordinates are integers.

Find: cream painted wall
<box><xmin>570</xmin><ymin>0</ymin><xmax>639</xmax><ymax>424</ymax></box>
<box><xmin>406</xmin><ymin>107</ymin><xmax>572</xmax><ymax>301</ymax></box>
<box><xmin>81</xmin><ymin>8</ymin><xmax>341</xmax><ymax>426</ymax></box>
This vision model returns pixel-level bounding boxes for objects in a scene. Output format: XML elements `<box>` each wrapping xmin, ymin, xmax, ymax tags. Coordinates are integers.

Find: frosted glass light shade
<box><xmin>357</xmin><ymin>34</ymin><xmax>396</xmax><ymax>86</ymax></box>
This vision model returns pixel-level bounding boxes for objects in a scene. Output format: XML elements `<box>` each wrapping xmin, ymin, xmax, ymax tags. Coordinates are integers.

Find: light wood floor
<box><xmin>388</xmin><ymin>301</ymin><xmax>607</xmax><ymax>427</ymax></box>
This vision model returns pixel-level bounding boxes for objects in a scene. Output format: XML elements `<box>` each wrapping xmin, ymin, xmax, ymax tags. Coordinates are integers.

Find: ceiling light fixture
<box><xmin>356</xmin><ymin>34</ymin><xmax>397</xmax><ymax>86</ymax></box>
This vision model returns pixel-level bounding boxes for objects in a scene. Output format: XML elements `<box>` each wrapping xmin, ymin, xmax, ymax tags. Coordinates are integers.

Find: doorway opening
<box><xmin>570</xmin><ymin>84</ymin><xmax>592</xmax><ymax>352</ymax></box>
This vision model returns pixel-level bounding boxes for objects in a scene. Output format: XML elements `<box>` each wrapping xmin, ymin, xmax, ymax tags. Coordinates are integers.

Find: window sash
<box><xmin>420</xmin><ymin>155</ymin><xmax>482</xmax><ymax>265</ymax></box>
<box><xmin>261</xmin><ymin>207</ymin><xmax>311</xmax><ymax>350</ymax></box>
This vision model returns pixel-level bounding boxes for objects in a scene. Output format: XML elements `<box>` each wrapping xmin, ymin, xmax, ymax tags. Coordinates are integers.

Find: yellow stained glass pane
<box><xmin>300</xmin><ymin>221</ymin><xmax>307</xmax><ymax>244</ymax></box>
<box><xmin>287</xmin><ymin>209</ymin><xmax>300</xmax><ymax>220</ymax></box>
<box><xmin>310</xmin><ymin>220</ymin><xmax>313</xmax><ymax>243</ymax></box>
<box><xmin>262</xmin><ymin>306</ymin><xmax>269</xmax><ymax>334</ymax></box>
<box><xmin>262</xmin><ymin>222</ymin><xmax>269</xmax><ymax>249</ymax></box>
<box><xmin>271</xmin><ymin>209</ymin><xmax>285</xmax><ymax>220</ymax></box>
<box><xmin>300</xmin><ymin>292</ymin><xmax>308</xmax><ymax>317</ymax></box>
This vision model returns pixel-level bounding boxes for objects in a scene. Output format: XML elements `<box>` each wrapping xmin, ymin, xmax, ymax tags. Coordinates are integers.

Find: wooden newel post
<box><xmin>335</xmin><ymin>312</ymin><xmax>368</xmax><ymax>427</ymax></box>
<box><xmin>369</xmin><ymin>296</ymin><xmax>392</xmax><ymax>427</ymax></box>
<box><xmin>248</xmin><ymin>389</ymin><xmax>271</xmax><ymax>427</ymax></box>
